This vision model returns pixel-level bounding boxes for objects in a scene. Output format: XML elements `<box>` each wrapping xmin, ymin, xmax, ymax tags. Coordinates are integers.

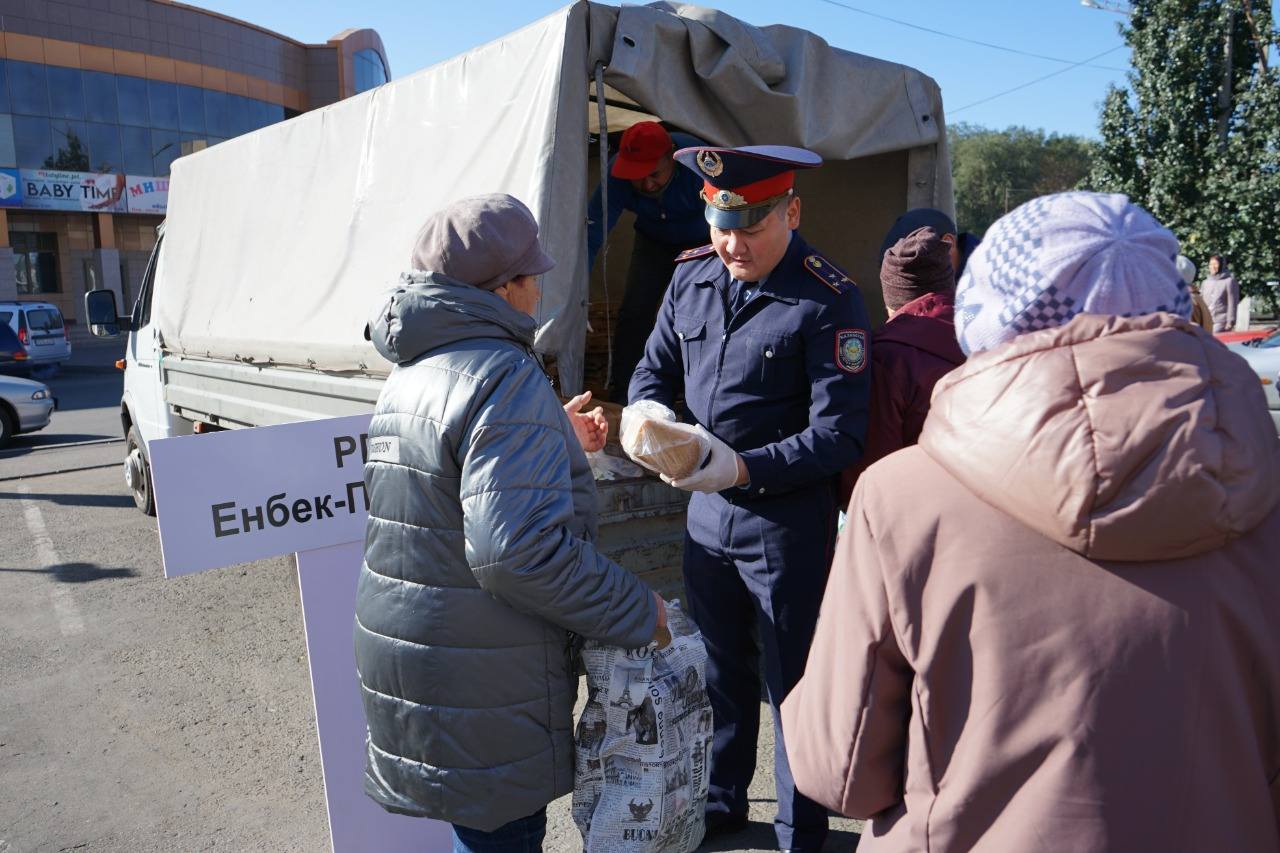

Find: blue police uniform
<box><xmin>629</xmin><ymin>145</ymin><xmax>871</xmax><ymax>849</ymax></box>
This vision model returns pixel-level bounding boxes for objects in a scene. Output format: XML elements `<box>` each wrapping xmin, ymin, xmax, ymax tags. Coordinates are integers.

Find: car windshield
<box><xmin>0</xmin><ymin>312</ymin><xmax>11</xmax><ymax>325</ymax></box>
<box><xmin>26</xmin><ymin>309</ymin><xmax>63</xmax><ymax>331</ymax></box>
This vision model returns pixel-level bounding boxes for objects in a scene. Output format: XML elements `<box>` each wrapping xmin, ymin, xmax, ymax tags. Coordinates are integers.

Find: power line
<box><xmin>951</xmin><ymin>45</ymin><xmax>1127</xmax><ymax>113</ymax></box>
<box><xmin>812</xmin><ymin>0</ymin><xmax>1130</xmax><ymax>72</ymax></box>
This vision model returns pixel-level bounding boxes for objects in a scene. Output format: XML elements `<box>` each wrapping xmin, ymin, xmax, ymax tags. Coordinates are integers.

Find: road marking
<box><xmin>18</xmin><ymin>486</ymin><xmax>85</xmax><ymax>637</ymax></box>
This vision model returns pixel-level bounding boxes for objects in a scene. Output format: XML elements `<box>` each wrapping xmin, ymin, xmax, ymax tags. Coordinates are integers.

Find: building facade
<box><xmin>0</xmin><ymin>0</ymin><xmax>388</xmax><ymax>345</ymax></box>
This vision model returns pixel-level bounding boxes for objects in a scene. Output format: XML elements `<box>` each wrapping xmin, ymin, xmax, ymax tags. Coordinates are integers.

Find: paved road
<box><xmin>1</xmin><ymin>371</ymin><xmax>862</xmax><ymax>852</ymax></box>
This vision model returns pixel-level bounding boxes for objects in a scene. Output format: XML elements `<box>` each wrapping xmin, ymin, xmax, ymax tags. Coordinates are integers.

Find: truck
<box><xmin>84</xmin><ymin>0</ymin><xmax>952</xmax><ymax>587</ymax></box>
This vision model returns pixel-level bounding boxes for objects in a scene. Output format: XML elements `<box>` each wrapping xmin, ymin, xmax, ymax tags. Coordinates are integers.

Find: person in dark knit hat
<box><xmin>840</xmin><ymin>225</ymin><xmax>966</xmax><ymax>504</ymax></box>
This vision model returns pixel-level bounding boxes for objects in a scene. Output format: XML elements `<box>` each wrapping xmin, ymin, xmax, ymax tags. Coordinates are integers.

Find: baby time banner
<box><xmin>19</xmin><ymin>169</ymin><xmax>127</xmax><ymax>213</ymax></box>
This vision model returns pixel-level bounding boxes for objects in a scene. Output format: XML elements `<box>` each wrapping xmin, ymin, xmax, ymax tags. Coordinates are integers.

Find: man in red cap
<box><xmin>587</xmin><ymin>121</ymin><xmax>709</xmax><ymax>399</ymax></box>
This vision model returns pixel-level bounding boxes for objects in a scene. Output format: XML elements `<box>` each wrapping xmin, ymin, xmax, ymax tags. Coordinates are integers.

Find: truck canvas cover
<box><xmin>153</xmin><ymin>1</ymin><xmax>951</xmax><ymax>392</ymax></box>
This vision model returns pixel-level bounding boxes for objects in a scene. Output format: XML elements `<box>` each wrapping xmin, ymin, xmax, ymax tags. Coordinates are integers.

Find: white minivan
<box><xmin>0</xmin><ymin>301</ymin><xmax>72</xmax><ymax>373</ymax></box>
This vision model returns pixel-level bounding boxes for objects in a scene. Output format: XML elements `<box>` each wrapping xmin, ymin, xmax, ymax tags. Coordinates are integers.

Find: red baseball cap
<box><xmin>611</xmin><ymin>122</ymin><xmax>672</xmax><ymax>180</ymax></box>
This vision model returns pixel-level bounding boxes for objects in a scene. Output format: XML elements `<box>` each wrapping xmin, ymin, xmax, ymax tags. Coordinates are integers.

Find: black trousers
<box><xmin>608</xmin><ymin>230</ymin><xmax>702</xmax><ymax>401</ymax></box>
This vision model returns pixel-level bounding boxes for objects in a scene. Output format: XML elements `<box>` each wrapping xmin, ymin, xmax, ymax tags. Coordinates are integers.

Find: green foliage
<box><xmin>949</xmin><ymin>123</ymin><xmax>1097</xmax><ymax>237</ymax></box>
<box><xmin>1090</xmin><ymin>0</ymin><xmax>1280</xmax><ymax>297</ymax></box>
<box><xmin>43</xmin><ymin>130</ymin><xmax>91</xmax><ymax>172</ymax></box>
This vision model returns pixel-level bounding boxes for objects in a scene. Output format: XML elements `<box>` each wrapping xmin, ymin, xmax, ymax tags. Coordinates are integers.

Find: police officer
<box><xmin>628</xmin><ymin>146</ymin><xmax>871</xmax><ymax>851</ymax></box>
<box><xmin>587</xmin><ymin>122</ymin><xmax>710</xmax><ymax>399</ymax></box>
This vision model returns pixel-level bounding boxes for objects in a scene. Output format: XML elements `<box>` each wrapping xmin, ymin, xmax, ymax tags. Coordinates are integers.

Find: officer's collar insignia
<box><xmin>804</xmin><ymin>253</ymin><xmax>856</xmax><ymax>293</ymax></box>
<box><xmin>835</xmin><ymin>328</ymin><xmax>868</xmax><ymax>374</ymax></box>
<box><xmin>675</xmin><ymin>244</ymin><xmax>716</xmax><ymax>262</ymax></box>
<box><xmin>697</xmin><ymin>150</ymin><xmax>724</xmax><ymax>177</ymax></box>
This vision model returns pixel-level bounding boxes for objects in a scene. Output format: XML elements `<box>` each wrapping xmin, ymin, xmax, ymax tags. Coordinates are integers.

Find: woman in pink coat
<box><xmin>782</xmin><ymin>192</ymin><xmax>1280</xmax><ymax>852</ymax></box>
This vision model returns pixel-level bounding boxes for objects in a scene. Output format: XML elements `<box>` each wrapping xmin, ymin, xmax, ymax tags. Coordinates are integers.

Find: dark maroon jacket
<box><xmin>840</xmin><ymin>291</ymin><xmax>965</xmax><ymax>505</ymax></box>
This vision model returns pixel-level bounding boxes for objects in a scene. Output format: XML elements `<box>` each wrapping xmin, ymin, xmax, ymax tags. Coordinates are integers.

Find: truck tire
<box><xmin>124</xmin><ymin>426</ymin><xmax>156</xmax><ymax>516</ymax></box>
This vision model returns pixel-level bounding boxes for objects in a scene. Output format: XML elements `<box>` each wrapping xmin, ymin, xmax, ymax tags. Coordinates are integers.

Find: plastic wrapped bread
<box><xmin>620</xmin><ymin>401</ymin><xmax>708</xmax><ymax>480</ymax></box>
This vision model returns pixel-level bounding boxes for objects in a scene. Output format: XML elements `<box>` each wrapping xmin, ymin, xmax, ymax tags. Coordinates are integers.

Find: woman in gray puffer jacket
<box><xmin>355</xmin><ymin>194</ymin><xmax>663</xmax><ymax>850</ymax></box>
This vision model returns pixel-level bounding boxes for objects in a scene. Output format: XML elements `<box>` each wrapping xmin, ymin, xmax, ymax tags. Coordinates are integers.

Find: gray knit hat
<box><xmin>409</xmin><ymin>193</ymin><xmax>555</xmax><ymax>291</ymax></box>
<box><xmin>955</xmin><ymin>192</ymin><xmax>1190</xmax><ymax>355</ymax></box>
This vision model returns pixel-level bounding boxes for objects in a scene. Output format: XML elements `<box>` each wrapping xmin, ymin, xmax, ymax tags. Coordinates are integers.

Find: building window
<box><xmin>0</xmin><ymin>115</ymin><xmax>15</xmax><ymax>168</ymax></box>
<box><xmin>0</xmin><ymin>60</ymin><xmax>11</xmax><ymax>114</ymax></box>
<box><xmin>151</xmin><ymin>128</ymin><xmax>180</xmax><ymax>175</ymax></box>
<box><xmin>120</xmin><ymin>125</ymin><xmax>152</xmax><ymax>174</ymax></box>
<box><xmin>83</xmin><ymin>70</ymin><xmax>120</xmax><ymax>124</ymax></box>
<box><xmin>48</xmin><ymin>120</ymin><xmax>90</xmax><ymax>170</ymax></box>
<box><xmin>118</xmin><ymin>75</ymin><xmax>150</xmax><ymax>127</ymax></box>
<box><xmin>148</xmin><ymin>80</ymin><xmax>180</xmax><ymax>131</ymax></box>
<box><xmin>353</xmin><ymin>49</ymin><xmax>388</xmax><ymax>94</ymax></box>
<box><xmin>47</xmin><ymin>66</ymin><xmax>85</xmax><ymax>120</ymax></box>
<box><xmin>204</xmin><ymin>89</ymin><xmax>229</xmax><ymax>137</ymax></box>
<box><xmin>13</xmin><ymin>232</ymin><xmax>60</xmax><ymax>295</ymax></box>
<box><xmin>13</xmin><ymin>115</ymin><xmax>55</xmax><ymax>169</ymax></box>
<box><xmin>85</xmin><ymin>122</ymin><xmax>123</xmax><ymax>173</ymax></box>
<box><xmin>177</xmin><ymin>84</ymin><xmax>206</xmax><ymax>134</ymax></box>
<box><xmin>9</xmin><ymin>61</ymin><xmax>49</xmax><ymax>116</ymax></box>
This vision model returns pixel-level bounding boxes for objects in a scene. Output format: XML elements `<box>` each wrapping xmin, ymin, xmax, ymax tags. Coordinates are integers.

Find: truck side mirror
<box><xmin>85</xmin><ymin>289</ymin><xmax>131</xmax><ymax>337</ymax></box>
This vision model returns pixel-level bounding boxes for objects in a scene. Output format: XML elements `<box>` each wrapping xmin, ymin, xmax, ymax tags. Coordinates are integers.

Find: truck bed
<box><xmin>161</xmin><ymin>352</ymin><xmax>690</xmax><ymax>588</ymax></box>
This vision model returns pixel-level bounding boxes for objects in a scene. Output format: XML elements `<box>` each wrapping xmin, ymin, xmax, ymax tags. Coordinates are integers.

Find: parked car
<box><xmin>0</xmin><ymin>371</ymin><xmax>56</xmax><ymax>448</ymax></box>
<box><xmin>1227</xmin><ymin>327</ymin><xmax>1280</xmax><ymax>435</ymax></box>
<box><xmin>0</xmin><ymin>321</ymin><xmax>31</xmax><ymax>374</ymax></box>
<box><xmin>0</xmin><ymin>301</ymin><xmax>72</xmax><ymax>374</ymax></box>
<box><xmin>1217</xmin><ymin>328</ymin><xmax>1274</xmax><ymax>345</ymax></box>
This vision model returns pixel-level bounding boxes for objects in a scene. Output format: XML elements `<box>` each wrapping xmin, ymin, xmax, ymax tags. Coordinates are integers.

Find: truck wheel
<box><xmin>0</xmin><ymin>406</ymin><xmax>12</xmax><ymax>449</ymax></box>
<box><xmin>124</xmin><ymin>426</ymin><xmax>156</xmax><ymax>516</ymax></box>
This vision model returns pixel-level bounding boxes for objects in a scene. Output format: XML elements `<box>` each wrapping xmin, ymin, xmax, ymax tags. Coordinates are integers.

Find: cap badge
<box><xmin>711</xmin><ymin>188</ymin><xmax>747</xmax><ymax>208</ymax></box>
<box><xmin>697</xmin><ymin>150</ymin><xmax>724</xmax><ymax>177</ymax></box>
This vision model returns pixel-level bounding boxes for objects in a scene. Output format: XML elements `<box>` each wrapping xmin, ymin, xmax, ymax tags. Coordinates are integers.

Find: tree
<box><xmin>1090</xmin><ymin>0</ymin><xmax>1280</xmax><ymax>298</ymax></box>
<box><xmin>43</xmin><ymin>130</ymin><xmax>91</xmax><ymax>172</ymax></box>
<box><xmin>949</xmin><ymin>124</ymin><xmax>1097</xmax><ymax>236</ymax></box>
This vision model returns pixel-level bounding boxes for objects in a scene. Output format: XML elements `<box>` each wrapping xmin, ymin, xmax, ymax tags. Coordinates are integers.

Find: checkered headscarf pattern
<box><xmin>955</xmin><ymin>192</ymin><xmax>1190</xmax><ymax>355</ymax></box>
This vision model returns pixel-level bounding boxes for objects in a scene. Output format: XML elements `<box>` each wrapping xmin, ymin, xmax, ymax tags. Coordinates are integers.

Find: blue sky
<box><xmin>195</xmin><ymin>1</ymin><xmax>1270</xmax><ymax>139</ymax></box>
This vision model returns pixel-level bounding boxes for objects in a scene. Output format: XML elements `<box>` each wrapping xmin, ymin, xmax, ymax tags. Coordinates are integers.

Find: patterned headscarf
<box><xmin>954</xmin><ymin>192</ymin><xmax>1189</xmax><ymax>356</ymax></box>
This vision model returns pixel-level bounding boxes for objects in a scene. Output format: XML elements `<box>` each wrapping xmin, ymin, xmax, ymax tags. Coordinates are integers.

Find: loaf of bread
<box><xmin>623</xmin><ymin>417</ymin><xmax>705</xmax><ymax>480</ymax></box>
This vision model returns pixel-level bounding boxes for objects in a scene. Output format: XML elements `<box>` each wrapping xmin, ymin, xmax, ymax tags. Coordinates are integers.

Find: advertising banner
<box><xmin>19</xmin><ymin>169</ymin><xmax>126</xmax><ymax>212</ymax></box>
<box><xmin>148</xmin><ymin>413</ymin><xmax>374</xmax><ymax>577</ymax></box>
<box><xmin>125</xmin><ymin>175</ymin><xmax>169</xmax><ymax>214</ymax></box>
<box><xmin>0</xmin><ymin>167</ymin><xmax>21</xmax><ymax>208</ymax></box>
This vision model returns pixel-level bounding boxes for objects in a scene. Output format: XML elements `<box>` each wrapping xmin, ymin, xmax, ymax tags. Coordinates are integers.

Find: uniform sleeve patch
<box><xmin>835</xmin><ymin>329</ymin><xmax>868</xmax><ymax>374</ymax></box>
<box><xmin>804</xmin><ymin>253</ymin><xmax>857</xmax><ymax>293</ymax></box>
<box><xmin>675</xmin><ymin>244</ymin><xmax>716</xmax><ymax>262</ymax></box>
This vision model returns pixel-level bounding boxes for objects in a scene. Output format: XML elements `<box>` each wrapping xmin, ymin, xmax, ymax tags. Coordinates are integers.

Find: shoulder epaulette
<box><xmin>803</xmin><ymin>253</ymin><xmax>857</xmax><ymax>294</ymax></box>
<box><xmin>675</xmin><ymin>244</ymin><xmax>716</xmax><ymax>262</ymax></box>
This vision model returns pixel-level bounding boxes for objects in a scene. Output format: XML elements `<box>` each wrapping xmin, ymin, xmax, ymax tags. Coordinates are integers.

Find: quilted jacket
<box><xmin>355</xmin><ymin>273</ymin><xmax>657</xmax><ymax>831</ymax></box>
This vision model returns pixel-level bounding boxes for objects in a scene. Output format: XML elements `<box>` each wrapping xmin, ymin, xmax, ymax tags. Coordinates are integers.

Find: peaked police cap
<box><xmin>674</xmin><ymin>145</ymin><xmax>822</xmax><ymax>229</ymax></box>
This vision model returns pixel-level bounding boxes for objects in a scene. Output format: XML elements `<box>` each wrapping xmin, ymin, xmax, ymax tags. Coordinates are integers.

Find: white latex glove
<box><xmin>665</xmin><ymin>425</ymin><xmax>745</xmax><ymax>493</ymax></box>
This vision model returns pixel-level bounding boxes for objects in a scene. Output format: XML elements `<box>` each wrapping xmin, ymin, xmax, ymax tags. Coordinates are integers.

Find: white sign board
<box><xmin>149</xmin><ymin>414</ymin><xmax>373</xmax><ymax>577</ymax></box>
<box><xmin>149</xmin><ymin>415</ymin><xmax>449</xmax><ymax>851</ymax></box>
